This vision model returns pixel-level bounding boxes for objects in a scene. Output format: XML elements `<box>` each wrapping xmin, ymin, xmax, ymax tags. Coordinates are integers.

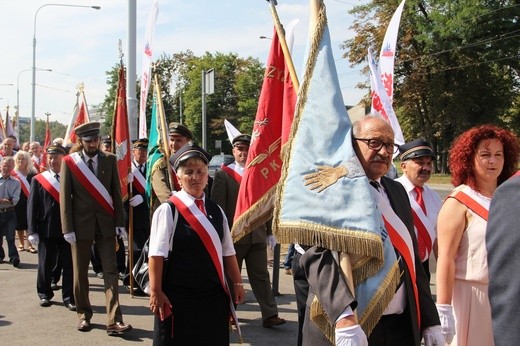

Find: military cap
<box><xmin>74</xmin><ymin>122</ymin><xmax>101</xmax><ymax>140</ymax></box>
<box><xmin>399</xmin><ymin>138</ymin><xmax>435</xmax><ymax>161</ymax></box>
<box><xmin>132</xmin><ymin>138</ymin><xmax>149</xmax><ymax>149</ymax></box>
<box><xmin>101</xmin><ymin>135</ymin><xmax>112</xmax><ymax>144</ymax></box>
<box><xmin>168</xmin><ymin>122</ymin><xmax>193</xmax><ymax>140</ymax></box>
<box><xmin>232</xmin><ymin>134</ymin><xmax>251</xmax><ymax>147</ymax></box>
<box><xmin>169</xmin><ymin>142</ymin><xmax>211</xmax><ymax>171</ymax></box>
<box><xmin>46</xmin><ymin>144</ymin><xmax>67</xmax><ymax>155</ymax></box>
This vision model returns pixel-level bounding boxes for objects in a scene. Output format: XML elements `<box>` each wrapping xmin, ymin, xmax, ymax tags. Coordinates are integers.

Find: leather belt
<box><xmin>0</xmin><ymin>206</ymin><xmax>15</xmax><ymax>213</ymax></box>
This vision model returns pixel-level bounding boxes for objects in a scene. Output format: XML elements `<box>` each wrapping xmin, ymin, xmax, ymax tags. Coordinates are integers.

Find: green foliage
<box><xmin>344</xmin><ymin>0</ymin><xmax>520</xmax><ymax>173</ymax></box>
<box><xmin>18</xmin><ymin>119</ymin><xmax>67</xmax><ymax>145</ymax></box>
<box><xmin>99</xmin><ymin>50</ymin><xmax>264</xmax><ymax>155</ymax></box>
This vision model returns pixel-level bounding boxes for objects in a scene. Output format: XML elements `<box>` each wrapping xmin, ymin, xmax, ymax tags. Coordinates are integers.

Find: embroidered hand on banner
<box><xmin>304</xmin><ymin>165</ymin><xmax>348</xmax><ymax>192</ymax></box>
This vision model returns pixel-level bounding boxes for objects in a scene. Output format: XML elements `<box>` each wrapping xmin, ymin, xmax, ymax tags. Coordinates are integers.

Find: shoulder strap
<box><xmin>166</xmin><ymin>200</ymin><xmax>179</xmax><ymax>252</ymax></box>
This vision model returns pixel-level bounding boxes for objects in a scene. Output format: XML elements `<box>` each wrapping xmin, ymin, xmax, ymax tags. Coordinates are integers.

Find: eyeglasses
<box><xmin>354</xmin><ymin>138</ymin><xmax>398</xmax><ymax>154</ymax></box>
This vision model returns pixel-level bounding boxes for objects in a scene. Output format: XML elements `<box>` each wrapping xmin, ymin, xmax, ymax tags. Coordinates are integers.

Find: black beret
<box><xmin>168</xmin><ymin>122</ymin><xmax>193</xmax><ymax>139</ymax></box>
<box><xmin>46</xmin><ymin>144</ymin><xmax>67</xmax><ymax>155</ymax></box>
<box><xmin>132</xmin><ymin>138</ymin><xmax>149</xmax><ymax>149</ymax></box>
<box><xmin>75</xmin><ymin>122</ymin><xmax>101</xmax><ymax>140</ymax></box>
<box><xmin>232</xmin><ymin>134</ymin><xmax>251</xmax><ymax>147</ymax></box>
<box><xmin>169</xmin><ymin>143</ymin><xmax>211</xmax><ymax>171</ymax></box>
<box><xmin>399</xmin><ymin>138</ymin><xmax>434</xmax><ymax>161</ymax></box>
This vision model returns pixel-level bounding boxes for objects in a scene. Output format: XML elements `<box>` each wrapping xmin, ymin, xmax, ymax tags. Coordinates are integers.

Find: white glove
<box><xmin>63</xmin><ymin>232</ymin><xmax>76</xmax><ymax>245</ymax></box>
<box><xmin>127</xmin><ymin>172</ymin><xmax>134</xmax><ymax>183</ymax></box>
<box><xmin>267</xmin><ymin>235</ymin><xmax>277</xmax><ymax>250</ymax></box>
<box><xmin>423</xmin><ymin>325</ymin><xmax>445</xmax><ymax>346</ymax></box>
<box><xmin>335</xmin><ymin>324</ymin><xmax>368</xmax><ymax>346</ymax></box>
<box><xmin>129</xmin><ymin>195</ymin><xmax>144</xmax><ymax>207</ymax></box>
<box><xmin>436</xmin><ymin>304</ymin><xmax>456</xmax><ymax>344</ymax></box>
<box><xmin>115</xmin><ymin>227</ymin><xmax>127</xmax><ymax>240</ymax></box>
<box><xmin>28</xmin><ymin>234</ymin><xmax>40</xmax><ymax>246</ymax></box>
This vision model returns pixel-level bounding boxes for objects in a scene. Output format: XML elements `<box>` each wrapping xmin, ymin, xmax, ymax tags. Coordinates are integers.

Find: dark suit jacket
<box><xmin>487</xmin><ymin>175</ymin><xmax>520</xmax><ymax>346</ymax></box>
<box><xmin>60</xmin><ymin>150</ymin><xmax>125</xmax><ymax>240</ymax></box>
<box><xmin>380</xmin><ymin>176</ymin><xmax>440</xmax><ymax>343</ymax></box>
<box><xmin>27</xmin><ymin>172</ymin><xmax>62</xmax><ymax>238</ymax></box>
<box><xmin>211</xmin><ymin>167</ymin><xmax>269</xmax><ymax>244</ymax></box>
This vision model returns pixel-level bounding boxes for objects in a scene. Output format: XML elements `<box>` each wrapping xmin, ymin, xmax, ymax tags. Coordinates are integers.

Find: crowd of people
<box><xmin>1</xmin><ymin>116</ymin><xmax>519</xmax><ymax>345</ymax></box>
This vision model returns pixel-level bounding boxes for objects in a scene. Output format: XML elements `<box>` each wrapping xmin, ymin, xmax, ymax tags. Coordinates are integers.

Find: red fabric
<box><xmin>34</xmin><ymin>173</ymin><xmax>60</xmax><ymax>203</ymax></box>
<box><xmin>195</xmin><ymin>199</ymin><xmax>206</xmax><ymax>216</ymax></box>
<box><xmin>232</xmin><ymin>28</ymin><xmax>296</xmax><ymax>237</ymax></box>
<box><xmin>451</xmin><ymin>191</ymin><xmax>489</xmax><ymax>221</ymax></box>
<box><xmin>40</xmin><ymin>119</ymin><xmax>52</xmax><ymax>172</ymax></box>
<box><xmin>382</xmin><ymin>216</ymin><xmax>421</xmax><ymax>329</ymax></box>
<box><xmin>112</xmin><ymin>66</ymin><xmax>131</xmax><ymax>202</ymax></box>
<box><xmin>413</xmin><ymin>186</ymin><xmax>427</xmax><ymax>260</ymax></box>
<box><xmin>220</xmin><ymin>164</ymin><xmax>242</xmax><ymax>184</ymax></box>
<box><xmin>67</xmin><ymin>96</ymin><xmax>89</xmax><ymax>144</ymax></box>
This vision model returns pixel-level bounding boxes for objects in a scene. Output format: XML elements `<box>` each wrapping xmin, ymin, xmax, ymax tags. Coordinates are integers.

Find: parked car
<box><xmin>208</xmin><ymin>154</ymin><xmax>234</xmax><ymax>178</ymax></box>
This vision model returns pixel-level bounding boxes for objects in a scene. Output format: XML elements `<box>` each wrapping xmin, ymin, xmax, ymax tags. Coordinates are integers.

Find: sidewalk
<box><xmin>0</xmin><ymin>247</ymin><xmax>298</xmax><ymax>346</ymax></box>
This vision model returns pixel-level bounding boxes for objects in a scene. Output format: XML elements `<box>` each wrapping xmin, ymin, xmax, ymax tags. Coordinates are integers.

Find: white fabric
<box><xmin>228</xmin><ymin>162</ymin><xmax>245</xmax><ymax>176</ymax></box>
<box><xmin>28</xmin><ymin>234</ymin><xmax>39</xmax><ymax>246</ymax></box>
<box><xmin>370</xmin><ymin>180</ymin><xmax>408</xmax><ymax>314</ymax></box>
<box><xmin>129</xmin><ymin>195</ymin><xmax>144</xmax><ymax>207</ymax></box>
<box><xmin>395</xmin><ymin>175</ymin><xmax>442</xmax><ymax>260</ymax></box>
<box><xmin>335</xmin><ymin>305</ymin><xmax>354</xmax><ymax>323</ymax></box>
<box><xmin>335</xmin><ymin>324</ymin><xmax>368</xmax><ymax>346</ymax></box>
<box><xmin>423</xmin><ymin>325</ymin><xmax>445</xmax><ymax>346</ymax></box>
<box><xmin>149</xmin><ymin>190</ymin><xmax>235</xmax><ymax>258</ymax></box>
<box><xmin>131</xmin><ymin>161</ymin><xmax>147</xmax><ymax>188</ymax></box>
<box><xmin>69</xmin><ymin>152</ymin><xmax>114</xmax><ymax>211</ymax></box>
<box><xmin>266</xmin><ymin>234</ymin><xmax>277</xmax><ymax>250</ymax></box>
<box><xmin>63</xmin><ymin>232</ymin><xmax>76</xmax><ymax>245</ymax></box>
<box><xmin>436</xmin><ymin>304</ymin><xmax>455</xmax><ymax>344</ymax></box>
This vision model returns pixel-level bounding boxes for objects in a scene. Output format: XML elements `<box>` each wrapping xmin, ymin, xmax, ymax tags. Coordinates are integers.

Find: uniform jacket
<box><xmin>60</xmin><ymin>150</ymin><xmax>125</xmax><ymax>240</ymax></box>
<box><xmin>27</xmin><ymin>172</ymin><xmax>61</xmax><ymax>238</ymax></box>
<box><xmin>380</xmin><ymin>176</ymin><xmax>440</xmax><ymax>343</ymax></box>
<box><xmin>211</xmin><ymin>166</ymin><xmax>270</xmax><ymax>244</ymax></box>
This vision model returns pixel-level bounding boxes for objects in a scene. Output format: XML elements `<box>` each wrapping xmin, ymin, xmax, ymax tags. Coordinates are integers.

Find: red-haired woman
<box><xmin>436</xmin><ymin>124</ymin><xmax>520</xmax><ymax>345</ymax></box>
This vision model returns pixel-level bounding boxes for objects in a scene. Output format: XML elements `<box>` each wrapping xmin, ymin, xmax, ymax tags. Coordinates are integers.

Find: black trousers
<box><xmin>368</xmin><ymin>308</ymin><xmax>415</xmax><ymax>346</ymax></box>
<box><xmin>37</xmin><ymin>237</ymin><xmax>74</xmax><ymax>304</ymax></box>
<box><xmin>292</xmin><ymin>251</ymin><xmax>309</xmax><ymax>346</ymax></box>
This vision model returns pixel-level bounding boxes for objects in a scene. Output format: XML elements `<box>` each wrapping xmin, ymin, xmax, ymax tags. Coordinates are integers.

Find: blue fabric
<box><xmin>275</xmin><ymin>20</ymin><xmax>397</xmax><ymax>333</ymax></box>
<box><xmin>0</xmin><ymin>210</ymin><xmax>18</xmax><ymax>261</ymax></box>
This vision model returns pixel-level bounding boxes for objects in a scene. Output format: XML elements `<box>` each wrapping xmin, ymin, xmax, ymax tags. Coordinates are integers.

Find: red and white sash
<box><xmin>32</xmin><ymin>156</ymin><xmax>42</xmax><ymax>172</ymax></box>
<box><xmin>220</xmin><ymin>163</ymin><xmax>242</xmax><ymax>184</ymax></box>
<box><xmin>34</xmin><ymin>171</ymin><xmax>60</xmax><ymax>203</ymax></box>
<box><xmin>371</xmin><ymin>189</ymin><xmax>421</xmax><ymax>327</ymax></box>
<box><xmin>11</xmin><ymin>170</ymin><xmax>30</xmax><ymax>198</ymax></box>
<box><xmin>131</xmin><ymin>163</ymin><xmax>146</xmax><ymax>194</ymax></box>
<box><xmin>450</xmin><ymin>185</ymin><xmax>489</xmax><ymax>221</ymax></box>
<box><xmin>63</xmin><ymin>152</ymin><xmax>114</xmax><ymax>216</ymax></box>
<box><xmin>169</xmin><ymin>192</ymin><xmax>241</xmax><ymax>337</ymax></box>
<box><xmin>409</xmin><ymin>198</ymin><xmax>435</xmax><ymax>262</ymax></box>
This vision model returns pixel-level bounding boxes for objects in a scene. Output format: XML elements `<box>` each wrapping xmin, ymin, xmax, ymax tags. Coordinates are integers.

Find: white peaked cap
<box><xmin>224</xmin><ymin>119</ymin><xmax>242</xmax><ymax>144</ymax></box>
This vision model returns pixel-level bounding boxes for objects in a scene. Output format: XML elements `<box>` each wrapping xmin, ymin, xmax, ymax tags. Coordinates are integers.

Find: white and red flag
<box><xmin>138</xmin><ymin>0</ymin><xmax>159</xmax><ymax>139</ymax></box>
<box><xmin>64</xmin><ymin>87</ymin><xmax>90</xmax><ymax>146</ymax></box>
<box><xmin>231</xmin><ymin>27</ymin><xmax>297</xmax><ymax>241</ymax></box>
<box><xmin>112</xmin><ymin>65</ymin><xmax>131</xmax><ymax>202</ymax></box>
<box><xmin>40</xmin><ymin>115</ymin><xmax>52</xmax><ymax>171</ymax></box>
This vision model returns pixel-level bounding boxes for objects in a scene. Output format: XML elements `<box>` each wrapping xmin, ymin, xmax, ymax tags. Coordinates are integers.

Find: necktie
<box><xmin>195</xmin><ymin>199</ymin><xmax>206</xmax><ymax>216</ymax></box>
<box><xmin>138</xmin><ymin>164</ymin><xmax>143</xmax><ymax>174</ymax></box>
<box><xmin>370</xmin><ymin>180</ymin><xmax>381</xmax><ymax>191</ymax></box>
<box><xmin>55</xmin><ymin>174</ymin><xmax>60</xmax><ymax>182</ymax></box>
<box><xmin>414</xmin><ymin>186</ymin><xmax>427</xmax><ymax>214</ymax></box>
<box><xmin>413</xmin><ymin>186</ymin><xmax>428</xmax><ymax>260</ymax></box>
<box><xmin>88</xmin><ymin>159</ymin><xmax>95</xmax><ymax>174</ymax></box>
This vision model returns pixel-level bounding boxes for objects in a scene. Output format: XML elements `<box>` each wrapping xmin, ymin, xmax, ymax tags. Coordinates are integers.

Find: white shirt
<box><xmin>148</xmin><ymin>190</ymin><xmax>236</xmax><ymax>258</ymax></box>
<box><xmin>395</xmin><ymin>174</ymin><xmax>442</xmax><ymax>237</ymax></box>
<box><xmin>82</xmin><ymin>150</ymin><xmax>99</xmax><ymax>175</ymax></box>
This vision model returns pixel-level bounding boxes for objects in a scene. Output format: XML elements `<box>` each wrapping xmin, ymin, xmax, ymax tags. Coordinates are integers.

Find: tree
<box><xmin>99</xmin><ymin>51</ymin><xmax>264</xmax><ymax>155</ymax></box>
<box><xmin>18</xmin><ymin>118</ymin><xmax>66</xmax><ymax>145</ymax></box>
<box><xmin>343</xmin><ymin>0</ymin><xmax>520</xmax><ymax>172</ymax></box>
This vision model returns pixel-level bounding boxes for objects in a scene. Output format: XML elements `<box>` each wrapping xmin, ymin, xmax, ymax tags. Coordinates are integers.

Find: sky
<box><xmin>0</xmin><ymin>0</ymin><xmax>368</xmax><ymax>127</ymax></box>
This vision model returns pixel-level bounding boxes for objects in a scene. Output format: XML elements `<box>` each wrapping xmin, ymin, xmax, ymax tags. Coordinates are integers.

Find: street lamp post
<box><xmin>18</xmin><ymin>68</ymin><xmax>52</xmax><ymax>141</ymax></box>
<box><xmin>31</xmin><ymin>3</ymin><xmax>100</xmax><ymax>142</ymax></box>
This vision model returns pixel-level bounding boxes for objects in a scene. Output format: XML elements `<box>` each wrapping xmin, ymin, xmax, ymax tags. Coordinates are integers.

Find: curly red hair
<box><xmin>449</xmin><ymin>124</ymin><xmax>520</xmax><ymax>190</ymax></box>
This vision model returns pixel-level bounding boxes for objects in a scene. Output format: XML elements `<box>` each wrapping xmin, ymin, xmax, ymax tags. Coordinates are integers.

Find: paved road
<box><xmin>0</xmin><ymin>184</ymin><xmax>452</xmax><ymax>345</ymax></box>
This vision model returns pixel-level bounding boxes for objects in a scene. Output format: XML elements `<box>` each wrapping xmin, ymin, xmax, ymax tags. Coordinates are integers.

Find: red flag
<box><xmin>231</xmin><ymin>28</ymin><xmax>297</xmax><ymax>241</ymax></box>
<box><xmin>40</xmin><ymin>117</ymin><xmax>52</xmax><ymax>172</ymax></box>
<box><xmin>64</xmin><ymin>90</ymin><xmax>90</xmax><ymax>146</ymax></box>
<box><xmin>112</xmin><ymin>65</ymin><xmax>131</xmax><ymax>201</ymax></box>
